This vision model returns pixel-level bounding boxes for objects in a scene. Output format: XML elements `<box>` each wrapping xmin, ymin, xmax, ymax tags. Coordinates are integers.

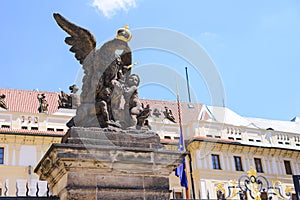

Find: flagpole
<box><xmin>176</xmin><ymin>89</ymin><xmax>184</xmax><ymax>151</ymax></box>
<box><xmin>175</xmin><ymin>79</ymin><xmax>185</xmax><ymax>151</ymax></box>
<box><xmin>176</xmin><ymin>79</ymin><xmax>190</xmax><ymax>199</ymax></box>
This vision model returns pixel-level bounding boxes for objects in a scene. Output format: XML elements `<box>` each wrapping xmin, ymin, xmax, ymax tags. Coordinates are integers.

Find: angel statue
<box><xmin>53</xmin><ymin>13</ymin><xmax>150</xmax><ymax>130</ymax></box>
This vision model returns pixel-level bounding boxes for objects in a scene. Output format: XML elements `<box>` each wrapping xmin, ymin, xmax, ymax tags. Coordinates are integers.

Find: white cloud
<box><xmin>92</xmin><ymin>0</ymin><xmax>137</xmax><ymax>18</ymax></box>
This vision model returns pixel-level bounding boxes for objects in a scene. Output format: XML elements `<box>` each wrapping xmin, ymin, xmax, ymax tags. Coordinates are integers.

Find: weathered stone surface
<box><xmin>97</xmin><ymin>175</ymin><xmax>144</xmax><ymax>189</ymax></box>
<box><xmin>35</xmin><ymin>128</ymin><xmax>185</xmax><ymax>200</ymax></box>
<box><xmin>143</xmin><ymin>176</ymin><xmax>169</xmax><ymax>190</ymax></box>
<box><xmin>60</xmin><ymin>188</ymin><xmax>96</xmax><ymax>200</ymax></box>
<box><xmin>96</xmin><ymin>190</ymin><xmax>169</xmax><ymax>200</ymax></box>
<box><xmin>62</xmin><ymin>127</ymin><xmax>163</xmax><ymax>149</ymax></box>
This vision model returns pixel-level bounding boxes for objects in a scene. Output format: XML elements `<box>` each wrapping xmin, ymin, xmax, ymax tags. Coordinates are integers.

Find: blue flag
<box><xmin>175</xmin><ymin>126</ymin><xmax>188</xmax><ymax>188</ymax></box>
<box><xmin>175</xmin><ymin>93</ymin><xmax>188</xmax><ymax>188</ymax></box>
<box><xmin>175</xmin><ymin>158</ymin><xmax>188</xmax><ymax>188</ymax></box>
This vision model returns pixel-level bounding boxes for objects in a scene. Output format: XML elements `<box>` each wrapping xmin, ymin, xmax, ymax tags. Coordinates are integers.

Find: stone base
<box><xmin>35</xmin><ymin>127</ymin><xmax>184</xmax><ymax>200</ymax></box>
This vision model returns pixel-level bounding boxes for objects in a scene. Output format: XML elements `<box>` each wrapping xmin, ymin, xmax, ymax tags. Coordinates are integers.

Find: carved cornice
<box><xmin>187</xmin><ymin>140</ymin><xmax>300</xmax><ymax>161</ymax></box>
<box><xmin>187</xmin><ymin>141</ymin><xmax>203</xmax><ymax>151</ymax></box>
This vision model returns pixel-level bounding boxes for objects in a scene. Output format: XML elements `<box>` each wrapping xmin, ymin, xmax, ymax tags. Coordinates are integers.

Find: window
<box><xmin>284</xmin><ymin>160</ymin><xmax>293</xmax><ymax>175</ymax></box>
<box><xmin>21</xmin><ymin>126</ymin><xmax>28</xmax><ymax>130</ymax></box>
<box><xmin>212</xmin><ymin>154</ymin><xmax>221</xmax><ymax>170</ymax></box>
<box><xmin>31</xmin><ymin>127</ymin><xmax>38</xmax><ymax>130</ymax></box>
<box><xmin>254</xmin><ymin>158</ymin><xmax>263</xmax><ymax>173</ymax></box>
<box><xmin>234</xmin><ymin>156</ymin><xmax>243</xmax><ymax>171</ymax></box>
<box><xmin>47</xmin><ymin>128</ymin><xmax>54</xmax><ymax>131</ymax></box>
<box><xmin>0</xmin><ymin>148</ymin><xmax>4</xmax><ymax>164</ymax></box>
<box><xmin>174</xmin><ymin>192</ymin><xmax>183</xmax><ymax>199</ymax></box>
<box><xmin>1</xmin><ymin>125</ymin><xmax>10</xmax><ymax>129</ymax></box>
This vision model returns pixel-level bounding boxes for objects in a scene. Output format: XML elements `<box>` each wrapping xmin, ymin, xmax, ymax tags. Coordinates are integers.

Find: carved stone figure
<box><xmin>69</xmin><ymin>84</ymin><xmax>80</xmax><ymax>109</ymax></box>
<box><xmin>58</xmin><ymin>91</ymin><xmax>71</xmax><ymax>108</ymax></box>
<box><xmin>0</xmin><ymin>94</ymin><xmax>8</xmax><ymax>110</ymax></box>
<box><xmin>152</xmin><ymin>108</ymin><xmax>161</xmax><ymax>118</ymax></box>
<box><xmin>37</xmin><ymin>93</ymin><xmax>48</xmax><ymax>113</ymax></box>
<box><xmin>122</xmin><ymin>74</ymin><xmax>143</xmax><ymax>128</ymax></box>
<box><xmin>163</xmin><ymin>106</ymin><xmax>176</xmax><ymax>123</ymax></box>
<box><xmin>58</xmin><ymin>84</ymin><xmax>80</xmax><ymax>109</ymax></box>
<box><xmin>137</xmin><ymin>104</ymin><xmax>151</xmax><ymax>129</ymax></box>
<box><xmin>53</xmin><ymin>13</ymin><xmax>150</xmax><ymax>129</ymax></box>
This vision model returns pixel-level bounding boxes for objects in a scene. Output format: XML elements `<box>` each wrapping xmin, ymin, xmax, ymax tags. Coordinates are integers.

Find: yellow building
<box><xmin>0</xmin><ymin>88</ymin><xmax>70</xmax><ymax>196</ymax></box>
<box><xmin>0</xmin><ymin>88</ymin><xmax>299</xmax><ymax>199</ymax></box>
<box><xmin>173</xmin><ymin>106</ymin><xmax>300</xmax><ymax>199</ymax></box>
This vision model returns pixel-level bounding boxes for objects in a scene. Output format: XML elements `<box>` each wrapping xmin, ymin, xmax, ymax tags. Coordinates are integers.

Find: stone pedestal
<box><xmin>35</xmin><ymin>127</ymin><xmax>185</xmax><ymax>200</ymax></box>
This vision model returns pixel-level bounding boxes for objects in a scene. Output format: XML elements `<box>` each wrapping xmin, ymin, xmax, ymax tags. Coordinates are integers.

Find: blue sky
<box><xmin>1</xmin><ymin>0</ymin><xmax>300</xmax><ymax>121</ymax></box>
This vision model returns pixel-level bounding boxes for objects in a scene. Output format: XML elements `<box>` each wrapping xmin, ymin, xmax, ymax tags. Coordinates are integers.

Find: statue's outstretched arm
<box><xmin>53</xmin><ymin>13</ymin><xmax>96</xmax><ymax>64</ymax></box>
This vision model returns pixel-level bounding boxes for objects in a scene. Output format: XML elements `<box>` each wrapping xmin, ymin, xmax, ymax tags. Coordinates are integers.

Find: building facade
<box><xmin>0</xmin><ymin>89</ymin><xmax>70</xmax><ymax>196</ymax></box>
<box><xmin>0</xmin><ymin>88</ymin><xmax>299</xmax><ymax>199</ymax></box>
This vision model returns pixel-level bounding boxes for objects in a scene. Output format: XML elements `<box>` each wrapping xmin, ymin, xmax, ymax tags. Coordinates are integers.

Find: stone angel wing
<box><xmin>53</xmin><ymin>13</ymin><xmax>96</xmax><ymax>64</ymax></box>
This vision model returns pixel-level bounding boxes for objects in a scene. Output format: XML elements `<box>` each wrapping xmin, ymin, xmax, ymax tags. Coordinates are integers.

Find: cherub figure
<box><xmin>121</xmin><ymin>74</ymin><xmax>150</xmax><ymax>129</ymax></box>
<box><xmin>122</xmin><ymin>74</ymin><xmax>142</xmax><ymax>128</ymax></box>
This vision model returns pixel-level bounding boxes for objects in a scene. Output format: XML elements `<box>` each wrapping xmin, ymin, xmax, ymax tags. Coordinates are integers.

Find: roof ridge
<box><xmin>0</xmin><ymin>88</ymin><xmax>59</xmax><ymax>94</ymax></box>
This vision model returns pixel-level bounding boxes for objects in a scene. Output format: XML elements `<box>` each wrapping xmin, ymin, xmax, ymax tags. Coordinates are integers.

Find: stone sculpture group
<box><xmin>53</xmin><ymin>13</ymin><xmax>150</xmax><ymax>130</ymax></box>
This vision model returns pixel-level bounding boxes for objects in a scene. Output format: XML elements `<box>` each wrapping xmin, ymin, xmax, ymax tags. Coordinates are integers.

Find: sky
<box><xmin>1</xmin><ymin>0</ymin><xmax>300</xmax><ymax>121</ymax></box>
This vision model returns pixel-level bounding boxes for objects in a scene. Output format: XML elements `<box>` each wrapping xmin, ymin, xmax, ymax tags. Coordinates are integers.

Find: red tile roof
<box><xmin>140</xmin><ymin>99</ymin><xmax>203</xmax><ymax>124</ymax></box>
<box><xmin>0</xmin><ymin>88</ymin><xmax>59</xmax><ymax>114</ymax></box>
<box><xmin>0</xmin><ymin>128</ymin><xmax>65</xmax><ymax>136</ymax></box>
<box><xmin>160</xmin><ymin>138</ymin><xmax>179</xmax><ymax>144</ymax></box>
<box><xmin>0</xmin><ymin>88</ymin><xmax>203</xmax><ymax>125</ymax></box>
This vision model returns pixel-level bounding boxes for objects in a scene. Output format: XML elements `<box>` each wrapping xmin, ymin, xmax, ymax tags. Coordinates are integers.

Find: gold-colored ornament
<box><xmin>127</xmin><ymin>61</ymin><xmax>138</xmax><ymax>69</ymax></box>
<box><xmin>216</xmin><ymin>184</ymin><xmax>226</xmax><ymax>194</ymax></box>
<box><xmin>285</xmin><ymin>186</ymin><xmax>292</xmax><ymax>194</ymax></box>
<box><xmin>247</xmin><ymin>167</ymin><xmax>257</xmax><ymax>177</ymax></box>
<box><xmin>227</xmin><ymin>180</ymin><xmax>238</xmax><ymax>199</ymax></box>
<box><xmin>254</xmin><ymin>195</ymin><xmax>261</xmax><ymax>200</ymax></box>
<box><xmin>116</xmin><ymin>24</ymin><xmax>132</xmax><ymax>42</ymax></box>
